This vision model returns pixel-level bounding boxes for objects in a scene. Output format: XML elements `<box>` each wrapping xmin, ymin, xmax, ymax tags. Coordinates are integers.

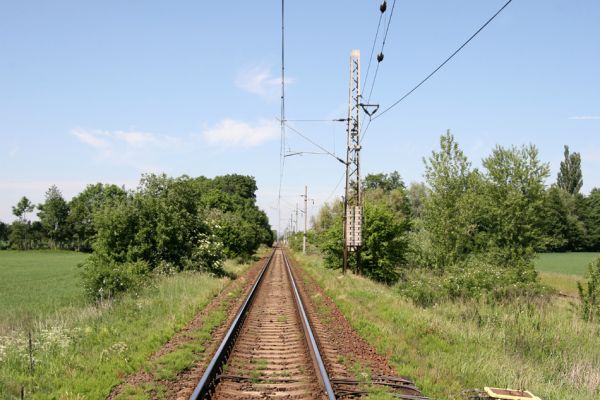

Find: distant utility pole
<box><xmin>295</xmin><ymin>203</ymin><xmax>299</xmax><ymax>233</ymax></box>
<box><xmin>300</xmin><ymin>185</ymin><xmax>314</xmax><ymax>254</ymax></box>
<box><xmin>343</xmin><ymin>49</ymin><xmax>363</xmax><ymax>274</ymax></box>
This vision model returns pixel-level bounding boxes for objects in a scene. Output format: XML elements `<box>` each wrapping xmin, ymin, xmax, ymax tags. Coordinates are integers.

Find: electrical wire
<box><xmin>278</xmin><ymin>0</ymin><xmax>286</xmax><ymax>238</ymax></box>
<box><xmin>372</xmin><ymin>0</ymin><xmax>515</xmax><ymax>122</ymax></box>
<box><xmin>363</xmin><ymin>11</ymin><xmax>384</xmax><ymax>95</ymax></box>
<box><xmin>282</xmin><ymin>121</ymin><xmax>347</xmax><ymax>165</ymax></box>
<box><xmin>325</xmin><ymin>170</ymin><xmax>346</xmax><ymax>203</ymax></box>
<box><xmin>366</xmin><ymin>0</ymin><xmax>397</xmax><ymax>103</ymax></box>
<box><xmin>284</xmin><ymin>118</ymin><xmax>347</xmax><ymax>122</ymax></box>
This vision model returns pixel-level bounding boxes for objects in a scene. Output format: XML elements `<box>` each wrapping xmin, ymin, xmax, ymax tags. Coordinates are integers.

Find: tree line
<box><xmin>308</xmin><ymin>131</ymin><xmax>600</xmax><ymax>302</ymax></box>
<box><xmin>0</xmin><ymin>174</ymin><xmax>274</xmax><ymax>299</ymax></box>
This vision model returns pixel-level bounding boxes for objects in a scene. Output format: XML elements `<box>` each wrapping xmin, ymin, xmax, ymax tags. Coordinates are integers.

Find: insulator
<box><xmin>380</xmin><ymin>1</ymin><xmax>387</xmax><ymax>13</ymax></box>
<box><xmin>377</xmin><ymin>52</ymin><xmax>384</xmax><ymax>62</ymax></box>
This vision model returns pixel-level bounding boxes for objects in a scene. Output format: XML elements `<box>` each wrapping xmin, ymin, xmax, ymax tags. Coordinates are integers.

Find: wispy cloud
<box><xmin>569</xmin><ymin>116</ymin><xmax>600</xmax><ymax>120</ymax></box>
<box><xmin>202</xmin><ymin>119</ymin><xmax>279</xmax><ymax>147</ymax></box>
<box><xmin>235</xmin><ymin>64</ymin><xmax>292</xmax><ymax>99</ymax></box>
<box><xmin>70</xmin><ymin>128</ymin><xmax>182</xmax><ymax>171</ymax></box>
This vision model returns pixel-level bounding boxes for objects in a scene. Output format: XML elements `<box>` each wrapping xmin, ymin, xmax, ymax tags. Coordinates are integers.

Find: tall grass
<box><xmin>296</xmin><ymin>253</ymin><xmax>600</xmax><ymax>400</ymax></box>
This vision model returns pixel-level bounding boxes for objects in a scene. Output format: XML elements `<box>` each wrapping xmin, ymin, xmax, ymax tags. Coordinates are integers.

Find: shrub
<box><xmin>81</xmin><ymin>256</ymin><xmax>150</xmax><ymax>301</ymax></box>
<box><xmin>398</xmin><ymin>258</ymin><xmax>543</xmax><ymax>307</ymax></box>
<box><xmin>578</xmin><ymin>257</ymin><xmax>600</xmax><ymax>322</ymax></box>
<box><xmin>183</xmin><ymin>234</ymin><xmax>226</xmax><ymax>275</ymax></box>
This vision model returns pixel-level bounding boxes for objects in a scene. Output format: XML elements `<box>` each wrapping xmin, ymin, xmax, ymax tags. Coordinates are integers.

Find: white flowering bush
<box><xmin>184</xmin><ymin>234</ymin><xmax>225</xmax><ymax>275</ymax></box>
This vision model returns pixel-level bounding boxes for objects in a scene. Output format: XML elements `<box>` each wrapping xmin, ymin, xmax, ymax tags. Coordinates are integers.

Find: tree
<box><xmin>540</xmin><ymin>186</ymin><xmax>586</xmax><ymax>251</ymax></box>
<box><xmin>12</xmin><ymin>196</ymin><xmax>34</xmax><ymax>222</ymax></box>
<box><xmin>10</xmin><ymin>197</ymin><xmax>35</xmax><ymax>250</ymax></box>
<box><xmin>67</xmin><ymin>183</ymin><xmax>127</xmax><ymax>251</ymax></box>
<box><xmin>363</xmin><ymin>171</ymin><xmax>404</xmax><ymax>192</ymax></box>
<box><xmin>0</xmin><ymin>221</ymin><xmax>11</xmax><ymax>249</ymax></box>
<box><xmin>319</xmin><ymin>175</ymin><xmax>411</xmax><ymax>283</ymax></box>
<box><xmin>481</xmin><ymin>144</ymin><xmax>550</xmax><ymax>268</ymax></box>
<box><xmin>423</xmin><ymin>131</ymin><xmax>481</xmax><ymax>269</ymax></box>
<box><xmin>557</xmin><ymin>145</ymin><xmax>583</xmax><ymax>195</ymax></box>
<box><xmin>582</xmin><ymin>189</ymin><xmax>600</xmax><ymax>250</ymax></box>
<box><xmin>407</xmin><ymin>182</ymin><xmax>429</xmax><ymax>219</ymax></box>
<box><xmin>82</xmin><ymin>173</ymin><xmax>272</xmax><ymax>299</ymax></box>
<box><xmin>37</xmin><ymin>185</ymin><xmax>70</xmax><ymax>248</ymax></box>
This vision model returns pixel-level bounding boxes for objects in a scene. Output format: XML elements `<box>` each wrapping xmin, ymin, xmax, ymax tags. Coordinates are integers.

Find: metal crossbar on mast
<box><xmin>343</xmin><ymin>49</ymin><xmax>363</xmax><ymax>274</ymax></box>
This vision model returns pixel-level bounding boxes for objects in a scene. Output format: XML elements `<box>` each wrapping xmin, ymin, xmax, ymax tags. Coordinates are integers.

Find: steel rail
<box><xmin>189</xmin><ymin>249</ymin><xmax>275</xmax><ymax>400</ymax></box>
<box><xmin>282</xmin><ymin>249</ymin><xmax>336</xmax><ymax>400</ymax></box>
<box><xmin>189</xmin><ymin>247</ymin><xmax>336</xmax><ymax>399</ymax></box>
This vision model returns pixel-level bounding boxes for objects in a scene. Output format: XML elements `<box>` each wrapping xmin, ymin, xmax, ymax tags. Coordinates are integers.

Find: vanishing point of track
<box><xmin>190</xmin><ymin>247</ymin><xmax>335</xmax><ymax>400</ymax></box>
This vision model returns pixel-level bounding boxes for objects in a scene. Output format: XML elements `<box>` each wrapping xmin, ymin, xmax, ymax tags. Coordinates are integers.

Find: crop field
<box><xmin>0</xmin><ymin>250</ymin><xmax>254</xmax><ymax>398</ymax></box>
<box><xmin>534</xmin><ymin>252</ymin><xmax>599</xmax><ymax>295</ymax></box>
<box><xmin>0</xmin><ymin>250</ymin><xmax>88</xmax><ymax>333</ymax></box>
<box><xmin>295</xmin><ymin>252</ymin><xmax>600</xmax><ymax>400</ymax></box>
<box><xmin>535</xmin><ymin>252</ymin><xmax>600</xmax><ymax>276</ymax></box>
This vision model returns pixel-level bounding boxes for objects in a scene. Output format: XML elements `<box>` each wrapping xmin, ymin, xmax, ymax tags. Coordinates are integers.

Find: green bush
<box><xmin>80</xmin><ymin>256</ymin><xmax>150</xmax><ymax>300</ymax></box>
<box><xmin>578</xmin><ymin>256</ymin><xmax>600</xmax><ymax>322</ymax></box>
<box><xmin>183</xmin><ymin>234</ymin><xmax>226</xmax><ymax>275</ymax></box>
<box><xmin>399</xmin><ymin>258</ymin><xmax>543</xmax><ymax>307</ymax></box>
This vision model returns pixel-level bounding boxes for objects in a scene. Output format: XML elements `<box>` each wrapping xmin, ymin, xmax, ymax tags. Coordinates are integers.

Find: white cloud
<box><xmin>569</xmin><ymin>116</ymin><xmax>600</xmax><ymax>120</ymax></box>
<box><xmin>70</xmin><ymin>128</ymin><xmax>182</xmax><ymax>171</ymax></box>
<box><xmin>202</xmin><ymin>119</ymin><xmax>279</xmax><ymax>147</ymax></box>
<box><xmin>235</xmin><ymin>64</ymin><xmax>292</xmax><ymax>99</ymax></box>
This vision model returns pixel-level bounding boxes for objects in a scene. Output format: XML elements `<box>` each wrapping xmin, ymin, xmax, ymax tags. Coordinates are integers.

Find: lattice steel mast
<box><xmin>343</xmin><ymin>50</ymin><xmax>363</xmax><ymax>274</ymax></box>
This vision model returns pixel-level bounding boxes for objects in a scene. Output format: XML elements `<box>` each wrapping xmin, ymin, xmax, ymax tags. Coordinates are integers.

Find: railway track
<box><xmin>189</xmin><ymin>247</ymin><xmax>427</xmax><ymax>400</ymax></box>
<box><xmin>190</xmin><ymin>247</ymin><xmax>335</xmax><ymax>399</ymax></box>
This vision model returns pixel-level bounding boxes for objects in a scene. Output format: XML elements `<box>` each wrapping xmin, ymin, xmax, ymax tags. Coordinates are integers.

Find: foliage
<box><xmin>399</xmin><ymin>258</ymin><xmax>541</xmax><ymax>307</ymax></box>
<box><xmin>406</xmin><ymin>182</ymin><xmax>428</xmax><ymax>219</ymax></box>
<box><xmin>37</xmin><ymin>185</ymin><xmax>70</xmax><ymax>248</ymax></box>
<box><xmin>318</xmin><ymin>175</ymin><xmax>411</xmax><ymax>283</ymax></box>
<box><xmin>540</xmin><ymin>186</ymin><xmax>586</xmax><ymax>251</ymax></box>
<box><xmin>362</xmin><ymin>171</ymin><xmax>404</xmax><ymax>192</ymax></box>
<box><xmin>581</xmin><ymin>188</ymin><xmax>600</xmax><ymax>250</ymax></box>
<box><xmin>360</xmin><ymin>201</ymin><xmax>410</xmax><ymax>283</ymax></box>
<box><xmin>577</xmin><ymin>257</ymin><xmax>600</xmax><ymax>322</ymax></box>
<box><xmin>81</xmin><ymin>173</ymin><xmax>271</xmax><ymax>299</ymax></box>
<box><xmin>479</xmin><ymin>144</ymin><xmax>550</xmax><ymax>266</ymax></box>
<box><xmin>0</xmin><ymin>222</ymin><xmax>8</xmax><ymax>249</ymax></box>
<box><xmin>11</xmin><ymin>196</ymin><xmax>34</xmax><ymax>222</ymax></box>
<box><xmin>557</xmin><ymin>145</ymin><xmax>583</xmax><ymax>195</ymax></box>
<box><xmin>67</xmin><ymin>183</ymin><xmax>127</xmax><ymax>252</ymax></box>
<box><xmin>422</xmin><ymin>131</ymin><xmax>482</xmax><ymax>268</ymax></box>
<box><xmin>298</xmin><ymin>253</ymin><xmax>600</xmax><ymax>400</ymax></box>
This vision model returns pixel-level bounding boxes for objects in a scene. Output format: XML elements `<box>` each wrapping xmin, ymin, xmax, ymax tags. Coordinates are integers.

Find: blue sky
<box><xmin>1</xmin><ymin>1</ymin><xmax>599</xmax><ymax>231</ymax></box>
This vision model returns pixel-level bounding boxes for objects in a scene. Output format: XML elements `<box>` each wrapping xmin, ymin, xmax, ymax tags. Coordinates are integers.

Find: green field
<box><xmin>535</xmin><ymin>252</ymin><xmax>599</xmax><ymax>276</ymax></box>
<box><xmin>295</xmin><ymin>252</ymin><xmax>600</xmax><ymax>400</ymax></box>
<box><xmin>0</xmin><ymin>250</ymin><xmax>254</xmax><ymax>398</ymax></box>
<box><xmin>0</xmin><ymin>250</ymin><xmax>88</xmax><ymax>333</ymax></box>
<box><xmin>534</xmin><ymin>252</ymin><xmax>599</xmax><ymax>295</ymax></box>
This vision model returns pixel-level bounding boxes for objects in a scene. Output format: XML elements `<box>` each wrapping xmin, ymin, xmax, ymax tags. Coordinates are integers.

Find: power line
<box><xmin>284</xmin><ymin>118</ymin><xmax>347</xmax><ymax>122</ymax></box>
<box><xmin>282</xmin><ymin>121</ymin><xmax>346</xmax><ymax>165</ymax></box>
<box><xmin>373</xmin><ymin>0</ymin><xmax>515</xmax><ymax>122</ymax></box>
<box><xmin>366</xmin><ymin>0</ymin><xmax>397</xmax><ymax>103</ymax></box>
<box><xmin>325</xmin><ymin>170</ymin><xmax>346</xmax><ymax>203</ymax></box>
<box><xmin>363</xmin><ymin>11</ymin><xmax>384</xmax><ymax>94</ymax></box>
<box><xmin>277</xmin><ymin>0</ymin><xmax>286</xmax><ymax>238</ymax></box>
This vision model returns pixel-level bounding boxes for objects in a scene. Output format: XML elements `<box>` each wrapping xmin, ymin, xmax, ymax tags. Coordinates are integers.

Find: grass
<box><xmin>0</xmin><ymin>253</ymin><xmax>254</xmax><ymax>399</ymax></box>
<box><xmin>534</xmin><ymin>252</ymin><xmax>599</xmax><ymax>295</ymax></box>
<box><xmin>294</xmin><ymin>252</ymin><xmax>600</xmax><ymax>400</ymax></box>
<box><xmin>0</xmin><ymin>250</ymin><xmax>88</xmax><ymax>333</ymax></box>
<box><xmin>535</xmin><ymin>252</ymin><xmax>600</xmax><ymax>276</ymax></box>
